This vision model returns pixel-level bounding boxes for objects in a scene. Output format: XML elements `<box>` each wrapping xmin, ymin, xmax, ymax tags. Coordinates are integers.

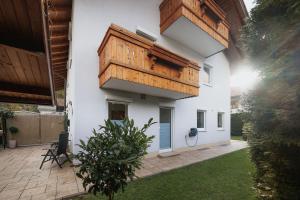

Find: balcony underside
<box><xmin>160</xmin><ymin>0</ymin><xmax>229</xmax><ymax>58</ymax></box>
<box><xmin>163</xmin><ymin>16</ymin><xmax>226</xmax><ymax>57</ymax></box>
<box><xmin>103</xmin><ymin>78</ymin><xmax>194</xmax><ymax>100</ymax></box>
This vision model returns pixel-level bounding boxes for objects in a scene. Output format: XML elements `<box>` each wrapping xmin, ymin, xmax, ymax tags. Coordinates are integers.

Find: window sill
<box><xmin>216</xmin><ymin>128</ymin><xmax>225</xmax><ymax>131</ymax></box>
<box><xmin>197</xmin><ymin>129</ymin><xmax>207</xmax><ymax>132</ymax></box>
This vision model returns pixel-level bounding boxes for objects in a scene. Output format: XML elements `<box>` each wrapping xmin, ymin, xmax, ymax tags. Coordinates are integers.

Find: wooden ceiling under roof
<box><xmin>45</xmin><ymin>0</ymin><xmax>71</xmax><ymax>90</ymax></box>
<box><xmin>0</xmin><ymin>0</ymin><xmax>72</xmax><ymax>105</ymax></box>
<box><xmin>0</xmin><ymin>0</ymin><xmax>52</xmax><ymax>105</ymax></box>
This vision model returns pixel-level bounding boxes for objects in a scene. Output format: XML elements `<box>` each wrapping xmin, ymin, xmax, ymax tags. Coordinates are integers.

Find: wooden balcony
<box><xmin>98</xmin><ymin>24</ymin><xmax>200</xmax><ymax>99</ymax></box>
<box><xmin>160</xmin><ymin>0</ymin><xmax>229</xmax><ymax>57</ymax></box>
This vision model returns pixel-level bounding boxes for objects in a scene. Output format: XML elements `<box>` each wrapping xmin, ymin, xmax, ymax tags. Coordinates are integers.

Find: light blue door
<box><xmin>160</xmin><ymin>108</ymin><xmax>172</xmax><ymax>150</ymax></box>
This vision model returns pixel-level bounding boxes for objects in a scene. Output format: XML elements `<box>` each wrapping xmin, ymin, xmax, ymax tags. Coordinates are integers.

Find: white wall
<box><xmin>69</xmin><ymin>0</ymin><xmax>231</xmax><ymax>154</ymax></box>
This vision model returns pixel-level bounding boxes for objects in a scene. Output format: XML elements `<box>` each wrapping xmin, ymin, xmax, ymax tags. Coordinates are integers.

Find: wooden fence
<box><xmin>6</xmin><ymin>111</ymin><xmax>64</xmax><ymax>146</ymax></box>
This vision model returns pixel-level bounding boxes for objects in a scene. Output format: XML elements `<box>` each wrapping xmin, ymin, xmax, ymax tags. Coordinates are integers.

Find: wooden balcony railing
<box><xmin>160</xmin><ymin>0</ymin><xmax>229</xmax><ymax>55</ymax></box>
<box><xmin>98</xmin><ymin>24</ymin><xmax>200</xmax><ymax>99</ymax></box>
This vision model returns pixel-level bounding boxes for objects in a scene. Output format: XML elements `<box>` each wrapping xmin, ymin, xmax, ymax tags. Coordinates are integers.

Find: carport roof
<box><xmin>0</xmin><ymin>0</ymin><xmax>71</xmax><ymax>105</ymax></box>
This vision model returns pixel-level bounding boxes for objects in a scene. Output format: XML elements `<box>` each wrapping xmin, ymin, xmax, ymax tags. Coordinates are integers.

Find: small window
<box><xmin>197</xmin><ymin>110</ymin><xmax>206</xmax><ymax>131</ymax></box>
<box><xmin>202</xmin><ymin>65</ymin><xmax>212</xmax><ymax>85</ymax></box>
<box><xmin>108</xmin><ymin>102</ymin><xmax>127</xmax><ymax>125</ymax></box>
<box><xmin>217</xmin><ymin>112</ymin><xmax>224</xmax><ymax>129</ymax></box>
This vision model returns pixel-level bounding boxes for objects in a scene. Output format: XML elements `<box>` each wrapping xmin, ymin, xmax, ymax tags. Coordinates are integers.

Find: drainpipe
<box><xmin>41</xmin><ymin>0</ymin><xmax>56</xmax><ymax>106</ymax></box>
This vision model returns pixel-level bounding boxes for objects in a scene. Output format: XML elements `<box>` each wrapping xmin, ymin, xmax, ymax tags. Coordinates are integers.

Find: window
<box><xmin>197</xmin><ymin>110</ymin><xmax>206</xmax><ymax>131</ymax></box>
<box><xmin>217</xmin><ymin>112</ymin><xmax>224</xmax><ymax>129</ymax></box>
<box><xmin>108</xmin><ymin>102</ymin><xmax>127</xmax><ymax>125</ymax></box>
<box><xmin>202</xmin><ymin>65</ymin><xmax>212</xmax><ymax>85</ymax></box>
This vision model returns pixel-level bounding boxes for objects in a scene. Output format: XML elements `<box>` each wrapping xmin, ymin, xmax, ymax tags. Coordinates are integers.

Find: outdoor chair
<box><xmin>39</xmin><ymin>132</ymin><xmax>71</xmax><ymax>169</ymax></box>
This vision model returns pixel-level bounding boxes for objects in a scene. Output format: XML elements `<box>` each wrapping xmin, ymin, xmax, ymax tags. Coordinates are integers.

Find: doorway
<box><xmin>159</xmin><ymin>107</ymin><xmax>173</xmax><ymax>152</ymax></box>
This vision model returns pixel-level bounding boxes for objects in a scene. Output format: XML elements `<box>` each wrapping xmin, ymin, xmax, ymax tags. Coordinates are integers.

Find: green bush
<box><xmin>9</xmin><ymin>126</ymin><xmax>19</xmax><ymax>134</ymax></box>
<box><xmin>75</xmin><ymin>118</ymin><xmax>155</xmax><ymax>200</ymax></box>
<box><xmin>241</xmin><ymin>0</ymin><xmax>300</xmax><ymax>199</ymax></box>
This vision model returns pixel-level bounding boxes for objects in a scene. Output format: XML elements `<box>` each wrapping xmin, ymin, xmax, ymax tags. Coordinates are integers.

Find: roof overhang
<box><xmin>0</xmin><ymin>0</ymin><xmax>72</xmax><ymax>106</ymax></box>
<box><xmin>215</xmin><ymin>0</ymin><xmax>249</xmax><ymax>72</ymax></box>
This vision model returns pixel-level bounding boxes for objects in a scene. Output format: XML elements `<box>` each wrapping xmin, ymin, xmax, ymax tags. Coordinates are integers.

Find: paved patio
<box><xmin>0</xmin><ymin>140</ymin><xmax>247</xmax><ymax>200</ymax></box>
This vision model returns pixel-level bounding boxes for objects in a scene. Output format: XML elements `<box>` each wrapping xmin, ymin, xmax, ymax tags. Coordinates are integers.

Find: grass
<box><xmin>74</xmin><ymin>149</ymin><xmax>256</xmax><ymax>200</ymax></box>
<box><xmin>231</xmin><ymin>135</ymin><xmax>243</xmax><ymax>140</ymax></box>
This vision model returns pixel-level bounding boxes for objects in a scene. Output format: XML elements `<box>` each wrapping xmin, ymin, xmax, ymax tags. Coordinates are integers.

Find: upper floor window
<box><xmin>202</xmin><ymin>64</ymin><xmax>212</xmax><ymax>86</ymax></box>
<box><xmin>197</xmin><ymin>110</ymin><xmax>206</xmax><ymax>131</ymax></box>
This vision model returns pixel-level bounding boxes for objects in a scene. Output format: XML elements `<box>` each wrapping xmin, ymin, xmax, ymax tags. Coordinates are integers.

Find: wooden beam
<box><xmin>52</xmin><ymin>61</ymin><xmax>67</xmax><ymax>65</ymax></box>
<box><xmin>48</xmin><ymin>8</ymin><xmax>71</xmax><ymax>22</ymax></box>
<box><xmin>52</xmin><ymin>56</ymin><xmax>68</xmax><ymax>62</ymax></box>
<box><xmin>49</xmin><ymin>23</ymin><xmax>69</xmax><ymax>31</ymax></box>
<box><xmin>53</xmin><ymin>65</ymin><xmax>67</xmax><ymax>69</ymax></box>
<box><xmin>51</xmin><ymin>50</ymin><xmax>68</xmax><ymax>55</ymax></box>
<box><xmin>0</xmin><ymin>81</ymin><xmax>51</xmax><ymax>96</ymax></box>
<box><xmin>51</xmin><ymin>43</ymin><xmax>69</xmax><ymax>48</ymax></box>
<box><xmin>50</xmin><ymin>35</ymin><xmax>68</xmax><ymax>42</ymax></box>
<box><xmin>53</xmin><ymin>72</ymin><xmax>66</xmax><ymax>80</ymax></box>
<box><xmin>0</xmin><ymin>95</ymin><xmax>52</xmax><ymax>105</ymax></box>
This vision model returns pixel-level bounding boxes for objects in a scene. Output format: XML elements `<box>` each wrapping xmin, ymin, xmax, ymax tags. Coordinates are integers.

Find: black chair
<box><xmin>40</xmin><ymin>132</ymin><xmax>71</xmax><ymax>169</ymax></box>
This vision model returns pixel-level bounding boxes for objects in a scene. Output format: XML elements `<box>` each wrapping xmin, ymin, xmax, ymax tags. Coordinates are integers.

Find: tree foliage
<box><xmin>75</xmin><ymin>118</ymin><xmax>155</xmax><ymax>200</ymax></box>
<box><xmin>241</xmin><ymin>0</ymin><xmax>300</xmax><ymax>199</ymax></box>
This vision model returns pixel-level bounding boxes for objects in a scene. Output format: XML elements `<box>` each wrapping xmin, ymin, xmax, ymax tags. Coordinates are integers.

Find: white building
<box><xmin>65</xmin><ymin>0</ymin><xmax>248</xmax><ymax>155</ymax></box>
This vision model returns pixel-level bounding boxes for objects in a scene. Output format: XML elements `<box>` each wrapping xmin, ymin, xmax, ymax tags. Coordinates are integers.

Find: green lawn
<box><xmin>75</xmin><ymin>149</ymin><xmax>256</xmax><ymax>200</ymax></box>
<box><xmin>231</xmin><ymin>135</ymin><xmax>243</xmax><ymax>140</ymax></box>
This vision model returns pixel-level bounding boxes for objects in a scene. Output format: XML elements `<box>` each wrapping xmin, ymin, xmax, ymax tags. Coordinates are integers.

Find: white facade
<box><xmin>67</xmin><ymin>0</ymin><xmax>231</xmax><ymax>155</ymax></box>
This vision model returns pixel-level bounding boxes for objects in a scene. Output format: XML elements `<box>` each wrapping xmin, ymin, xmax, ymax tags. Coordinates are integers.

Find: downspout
<box><xmin>41</xmin><ymin>0</ymin><xmax>56</xmax><ymax>106</ymax></box>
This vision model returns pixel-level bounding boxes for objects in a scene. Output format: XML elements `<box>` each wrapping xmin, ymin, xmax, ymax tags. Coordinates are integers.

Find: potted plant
<box><xmin>8</xmin><ymin>126</ymin><xmax>19</xmax><ymax>148</ymax></box>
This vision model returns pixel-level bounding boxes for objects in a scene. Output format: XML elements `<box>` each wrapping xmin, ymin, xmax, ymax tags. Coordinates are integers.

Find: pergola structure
<box><xmin>0</xmin><ymin>0</ymin><xmax>72</xmax><ymax>106</ymax></box>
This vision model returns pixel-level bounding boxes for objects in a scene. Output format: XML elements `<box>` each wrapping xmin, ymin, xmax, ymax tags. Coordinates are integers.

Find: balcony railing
<box><xmin>98</xmin><ymin>24</ymin><xmax>200</xmax><ymax>99</ymax></box>
<box><xmin>160</xmin><ymin>0</ymin><xmax>229</xmax><ymax>57</ymax></box>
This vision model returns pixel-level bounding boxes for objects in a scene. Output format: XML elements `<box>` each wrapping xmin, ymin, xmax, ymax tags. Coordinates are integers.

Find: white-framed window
<box><xmin>108</xmin><ymin>102</ymin><xmax>128</xmax><ymax>125</ymax></box>
<box><xmin>217</xmin><ymin>112</ymin><xmax>224</xmax><ymax>130</ymax></box>
<box><xmin>197</xmin><ymin>110</ymin><xmax>206</xmax><ymax>131</ymax></box>
<box><xmin>202</xmin><ymin>64</ymin><xmax>212</xmax><ymax>86</ymax></box>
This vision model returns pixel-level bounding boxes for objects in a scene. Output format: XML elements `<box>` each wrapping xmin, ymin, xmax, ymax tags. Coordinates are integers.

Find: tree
<box><xmin>75</xmin><ymin>118</ymin><xmax>155</xmax><ymax>200</ymax></box>
<box><xmin>0</xmin><ymin>109</ymin><xmax>15</xmax><ymax>148</ymax></box>
<box><xmin>241</xmin><ymin>0</ymin><xmax>300</xmax><ymax>199</ymax></box>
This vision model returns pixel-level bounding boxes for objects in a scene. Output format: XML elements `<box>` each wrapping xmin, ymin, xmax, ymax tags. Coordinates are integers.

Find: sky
<box><xmin>244</xmin><ymin>0</ymin><xmax>256</xmax><ymax>12</ymax></box>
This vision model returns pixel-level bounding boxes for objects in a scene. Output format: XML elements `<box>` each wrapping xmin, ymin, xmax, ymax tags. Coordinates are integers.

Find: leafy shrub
<box><xmin>9</xmin><ymin>126</ymin><xmax>19</xmax><ymax>134</ymax></box>
<box><xmin>242</xmin><ymin>122</ymin><xmax>252</xmax><ymax>141</ymax></box>
<box><xmin>75</xmin><ymin>118</ymin><xmax>155</xmax><ymax>200</ymax></box>
<box><xmin>241</xmin><ymin>0</ymin><xmax>300</xmax><ymax>199</ymax></box>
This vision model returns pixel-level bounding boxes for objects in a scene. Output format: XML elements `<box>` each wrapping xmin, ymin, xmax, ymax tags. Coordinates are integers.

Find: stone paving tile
<box><xmin>0</xmin><ymin>140</ymin><xmax>247</xmax><ymax>199</ymax></box>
